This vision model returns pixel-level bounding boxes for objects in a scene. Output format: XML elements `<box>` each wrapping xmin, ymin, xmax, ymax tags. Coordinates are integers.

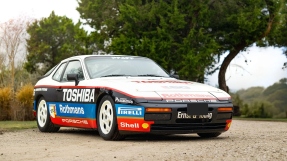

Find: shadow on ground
<box><xmin>56</xmin><ymin>128</ymin><xmax>229</xmax><ymax>142</ymax></box>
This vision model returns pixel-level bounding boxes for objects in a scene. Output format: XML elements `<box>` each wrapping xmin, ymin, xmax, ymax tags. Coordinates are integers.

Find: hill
<box><xmin>231</xmin><ymin>78</ymin><xmax>287</xmax><ymax>118</ymax></box>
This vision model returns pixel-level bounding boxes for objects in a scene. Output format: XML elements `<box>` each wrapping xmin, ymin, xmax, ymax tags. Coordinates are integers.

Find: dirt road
<box><xmin>0</xmin><ymin>120</ymin><xmax>287</xmax><ymax>161</ymax></box>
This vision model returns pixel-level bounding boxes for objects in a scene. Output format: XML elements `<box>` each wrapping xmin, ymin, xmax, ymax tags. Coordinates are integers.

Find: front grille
<box><xmin>151</xmin><ymin>123</ymin><xmax>226</xmax><ymax>131</ymax></box>
<box><xmin>177</xmin><ymin>107</ymin><xmax>214</xmax><ymax>112</ymax></box>
<box><xmin>176</xmin><ymin>118</ymin><xmax>210</xmax><ymax>123</ymax></box>
<box><xmin>145</xmin><ymin>113</ymin><xmax>171</xmax><ymax>121</ymax></box>
<box><xmin>217</xmin><ymin>113</ymin><xmax>232</xmax><ymax>120</ymax></box>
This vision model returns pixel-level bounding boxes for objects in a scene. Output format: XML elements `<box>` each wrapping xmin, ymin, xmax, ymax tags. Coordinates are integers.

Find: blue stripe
<box><xmin>47</xmin><ymin>102</ymin><xmax>96</xmax><ymax>119</ymax></box>
<box><xmin>33</xmin><ymin>100</ymin><xmax>36</xmax><ymax>111</ymax></box>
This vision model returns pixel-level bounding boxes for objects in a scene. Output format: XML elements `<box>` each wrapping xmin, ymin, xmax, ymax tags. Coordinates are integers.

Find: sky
<box><xmin>0</xmin><ymin>0</ymin><xmax>286</xmax><ymax>91</ymax></box>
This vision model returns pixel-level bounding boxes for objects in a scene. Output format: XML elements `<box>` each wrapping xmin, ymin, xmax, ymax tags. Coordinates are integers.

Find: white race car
<box><xmin>33</xmin><ymin>55</ymin><xmax>233</xmax><ymax>140</ymax></box>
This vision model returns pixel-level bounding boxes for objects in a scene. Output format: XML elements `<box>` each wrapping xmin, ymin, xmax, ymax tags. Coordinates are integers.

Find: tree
<box><xmin>77</xmin><ymin>0</ymin><xmax>122</xmax><ymax>51</ymax></box>
<box><xmin>77</xmin><ymin>0</ymin><xmax>287</xmax><ymax>85</ymax></box>
<box><xmin>24</xmin><ymin>11</ymin><xmax>90</xmax><ymax>74</ymax></box>
<box><xmin>0</xmin><ymin>17</ymin><xmax>30</xmax><ymax>91</ymax></box>
<box><xmin>208</xmin><ymin>0</ymin><xmax>286</xmax><ymax>92</ymax></box>
<box><xmin>77</xmin><ymin>0</ymin><xmax>219</xmax><ymax>82</ymax></box>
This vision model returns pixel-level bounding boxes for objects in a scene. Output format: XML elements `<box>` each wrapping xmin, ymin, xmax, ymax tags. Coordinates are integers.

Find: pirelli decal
<box><xmin>62</xmin><ymin>88</ymin><xmax>95</xmax><ymax>102</ymax></box>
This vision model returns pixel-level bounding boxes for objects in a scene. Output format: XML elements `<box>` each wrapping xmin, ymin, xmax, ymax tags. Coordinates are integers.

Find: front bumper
<box><xmin>141</xmin><ymin>102</ymin><xmax>233</xmax><ymax>134</ymax></box>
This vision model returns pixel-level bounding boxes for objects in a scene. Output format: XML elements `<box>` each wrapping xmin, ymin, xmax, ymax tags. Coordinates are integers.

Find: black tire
<box><xmin>197</xmin><ymin>132</ymin><xmax>222</xmax><ymax>138</ymax></box>
<box><xmin>97</xmin><ymin>95</ymin><xmax>124</xmax><ymax>140</ymax></box>
<box><xmin>36</xmin><ymin>97</ymin><xmax>60</xmax><ymax>132</ymax></box>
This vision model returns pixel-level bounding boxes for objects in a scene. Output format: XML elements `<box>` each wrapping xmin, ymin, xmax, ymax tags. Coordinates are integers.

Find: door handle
<box><xmin>56</xmin><ymin>88</ymin><xmax>63</xmax><ymax>92</ymax></box>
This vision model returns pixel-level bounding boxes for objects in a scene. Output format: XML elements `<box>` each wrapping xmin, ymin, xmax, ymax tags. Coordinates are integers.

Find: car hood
<box><xmin>89</xmin><ymin>77</ymin><xmax>231</xmax><ymax>101</ymax></box>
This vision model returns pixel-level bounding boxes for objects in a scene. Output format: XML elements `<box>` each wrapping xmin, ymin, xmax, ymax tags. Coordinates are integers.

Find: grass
<box><xmin>233</xmin><ymin>117</ymin><xmax>287</xmax><ymax>122</ymax></box>
<box><xmin>0</xmin><ymin>121</ymin><xmax>37</xmax><ymax>131</ymax></box>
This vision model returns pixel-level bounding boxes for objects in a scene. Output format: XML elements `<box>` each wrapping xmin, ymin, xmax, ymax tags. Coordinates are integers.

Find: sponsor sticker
<box><xmin>161</xmin><ymin>86</ymin><xmax>190</xmax><ymax>89</ymax></box>
<box><xmin>132</xmin><ymin>80</ymin><xmax>192</xmax><ymax>84</ymax></box>
<box><xmin>165</xmin><ymin>99</ymin><xmax>216</xmax><ymax>103</ymax></box>
<box><xmin>115</xmin><ymin>97</ymin><xmax>133</xmax><ymax>104</ymax></box>
<box><xmin>62</xmin><ymin>119</ymin><xmax>88</xmax><ymax>125</ymax></box>
<box><xmin>117</xmin><ymin>119</ymin><xmax>153</xmax><ymax>132</ymax></box>
<box><xmin>59</xmin><ymin>104</ymin><xmax>85</xmax><ymax>114</ymax></box>
<box><xmin>142</xmin><ymin>123</ymin><xmax>149</xmax><ymax>129</ymax></box>
<box><xmin>62</xmin><ymin>88</ymin><xmax>95</xmax><ymax>102</ymax></box>
<box><xmin>34</xmin><ymin>88</ymin><xmax>48</xmax><ymax>91</ymax></box>
<box><xmin>120</xmin><ymin>122</ymin><xmax>140</xmax><ymax>128</ymax></box>
<box><xmin>116</xmin><ymin>105</ymin><xmax>144</xmax><ymax>117</ymax></box>
<box><xmin>112</xmin><ymin>57</ymin><xmax>134</xmax><ymax>59</ymax></box>
<box><xmin>49</xmin><ymin>104</ymin><xmax>56</xmax><ymax>118</ymax></box>
<box><xmin>177</xmin><ymin>111</ymin><xmax>212</xmax><ymax>119</ymax></box>
<box><xmin>119</xmin><ymin>122</ymin><xmax>149</xmax><ymax>129</ymax></box>
<box><xmin>160</xmin><ymin>93</ymin><xmax>214</xmax><ymax>99</ymax></box>
<box><xmin>52</xmin><ymin>103</ymin><xmax>95</xmax><ymax>118</ymax></box>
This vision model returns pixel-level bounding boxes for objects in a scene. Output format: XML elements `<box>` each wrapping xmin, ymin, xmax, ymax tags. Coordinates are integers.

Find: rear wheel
<box><xmin>37</xmin><ymin>97</ymin><xmax>60</xmax><ymax>132</ymax></box>
<box><xmin>197</xmin><ymin>132</ymin><xmax>221</xmax><ymax>138</ymax></box>
<box><xmin>97</xmin><ymin>95</ymin><xmax>124</xmax><ymax>140</ymax></box>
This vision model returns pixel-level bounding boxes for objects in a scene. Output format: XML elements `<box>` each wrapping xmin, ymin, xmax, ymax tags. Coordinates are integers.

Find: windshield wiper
<box><xmin>101</xmin><ymin>74</ymin><xmax>131</xmax><ymax>77</ymax></box>
<box><xmin>137</xmin><ymin>74</ymin><xmax>167</xmax><ymax>77</ymax></box>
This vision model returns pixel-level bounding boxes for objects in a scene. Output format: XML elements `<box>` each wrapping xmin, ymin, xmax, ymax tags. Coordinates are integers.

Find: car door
<box><xmin>54</xmin><ymin>60</ymin><xmax>96</xmax><ymax>128</ymax></box>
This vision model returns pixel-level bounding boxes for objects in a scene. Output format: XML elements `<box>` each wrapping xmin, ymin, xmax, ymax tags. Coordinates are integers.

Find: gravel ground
<box><xmin>0</xmin><ymin>120</ymin><xmax>287</xmax><ymax>161</ymax></box>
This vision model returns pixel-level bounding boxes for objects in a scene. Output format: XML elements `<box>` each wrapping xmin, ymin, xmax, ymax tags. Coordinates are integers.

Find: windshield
<box><xmin>43</xmin><ymin>64</ymin><xmax>59</xmax><ymax>77</ymax></box>
<box><xmin>84</xmin><ymin>56</ymin><xmax>170</xmax><ymax>79</ymax></box>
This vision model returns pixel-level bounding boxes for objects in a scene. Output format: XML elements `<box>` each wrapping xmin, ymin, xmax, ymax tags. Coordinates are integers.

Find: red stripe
<box><xmin>51</xmin><ymin>117</ymin><xmax>97</xmax><ymax>128</ymax></box>
<box><xmin>34</xmin><ymin>85</ymin><xmax>161</xmax><ymax>99</ymax></box>
<box><xmin>34</xmin><ymin>85</ymin><xmax>226</xmax><ymax>100</ymax></box>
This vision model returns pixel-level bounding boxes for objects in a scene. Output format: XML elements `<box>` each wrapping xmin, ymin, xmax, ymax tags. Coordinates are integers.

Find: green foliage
<box><xmin>0</xmin><ymin>66</ymin><xmax>10</xmax><ymax>88</ymax></box>
<box><xmin>236</xmin><ymin>86</ymin><xmax>265</xmax><ymax>103</ymax></box>
<box><xmin>77</xmin><ymin>0</ymin><xmax>123</xmax><ymax>51</ymax></box>
<box><xmin>1</xmin><ymin>63</ymin><xmax>39</xmax><ymax>91</ymax></box>
<box><xmin>242</xmin><ymin>101</ymin><xmax>274</xmax><ymax>118</ymax></box>
<box><xmin>235</xmin><ymin>78</ymin><xmax>287</xmax><ymax>118</ymax></box>
<box><xmin>263</xmin><ymin>80</ymin><xmax>287</xmax><ymax>96</ymax></box>
<box><xmin>24</xmin><ymin>11</ymin><xmax>90</xmax><ymax>74</ymax></box>
<box><xmin>208</xmin><ymin>0</ymin><xmax>285</xmax><ymax>91</ymax></box>
<box><xmin>230</xmin><ymin>93</ymin><xmax>245</xmax><ymax>107</ymax></box>
<box><xmin>77</xmin><ymin>0</ymin><xmax>286</xmax><ymax>85</ymax></box>
<box><xmin>77</xmin><ymin>0</ymin><xmax>220</xmax><ymax>82</ymax></box>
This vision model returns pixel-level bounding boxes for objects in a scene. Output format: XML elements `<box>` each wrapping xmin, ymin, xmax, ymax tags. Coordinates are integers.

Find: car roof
<box><xmin>62</xmin><ymin>55</ymin><xmax>146</xmax><ymax>62</ymax></box>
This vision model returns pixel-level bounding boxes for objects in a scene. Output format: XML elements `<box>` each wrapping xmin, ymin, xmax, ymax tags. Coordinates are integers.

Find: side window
<box><xmin>62</xmin><ymin>60</ymin><xmax>84</xmax><ymax>81</ymax></box>
<box><xmin>52</xmin><ymin>62</ymin><xmax>67</xmax><ymax>81</ymax></box>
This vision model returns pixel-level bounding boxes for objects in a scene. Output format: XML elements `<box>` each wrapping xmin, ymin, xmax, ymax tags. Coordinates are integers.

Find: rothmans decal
<box><xmin>160</xmin><ymin>93</ymin><xmax>214</xmax><ymax>99</ymax></box>
<box><xmin>59</xmin><ymin>104</ymin><xmax>85</xmax><ymax>114</ymax></box>
<box><xmin>63</xmin><ymin>89</ymin><xmax>95</xmax><ymax>102</ymax></box>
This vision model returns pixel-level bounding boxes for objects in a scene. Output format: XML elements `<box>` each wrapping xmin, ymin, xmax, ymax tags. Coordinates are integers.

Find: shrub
<box><xmin>0</xmin><ymin>87</ymin><xmax>13</xmax><ymax>120</ymax></box>
<box><xmin>15</xmin><ymin>84</ymin><xmax>34</xmax><ymax>120</ymax></box>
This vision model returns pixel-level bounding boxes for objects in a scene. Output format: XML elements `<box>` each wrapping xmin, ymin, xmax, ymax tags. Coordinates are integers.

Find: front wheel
<box><xmin>97</xmin><ymin>95</ymin><xmax>124</xmax><ymax>140</ymax></box>
<box><xmin>37</xmin><ymin>97</ymin><xmax>60</xmax><ymax>132</ymax></box>
<box><xmin>197</xmin><ymin>132</ymin><xmax>221</xmax><ymax>138</ymax></box>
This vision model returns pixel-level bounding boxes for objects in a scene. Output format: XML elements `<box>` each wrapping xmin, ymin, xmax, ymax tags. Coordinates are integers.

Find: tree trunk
<box><xmin>218</xmin><ymin>42</ymin><xmax>247</xmax><ymax>92</ymax></box>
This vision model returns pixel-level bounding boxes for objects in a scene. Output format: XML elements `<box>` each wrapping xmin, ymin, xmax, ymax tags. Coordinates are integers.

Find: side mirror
<box><xmin>169</xmin><ymin>70</ymin><xmax>179</xmax><ymax>79</ymax></box>
<box><xmin>67</xmin><ymin>74</ymin><xmax>79</xmax><ymax>86</ymax></box>
<box><xmin>170</xmin><ymin>74</ymin><xmax>179</xmax><ymax>79</ymax></box>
